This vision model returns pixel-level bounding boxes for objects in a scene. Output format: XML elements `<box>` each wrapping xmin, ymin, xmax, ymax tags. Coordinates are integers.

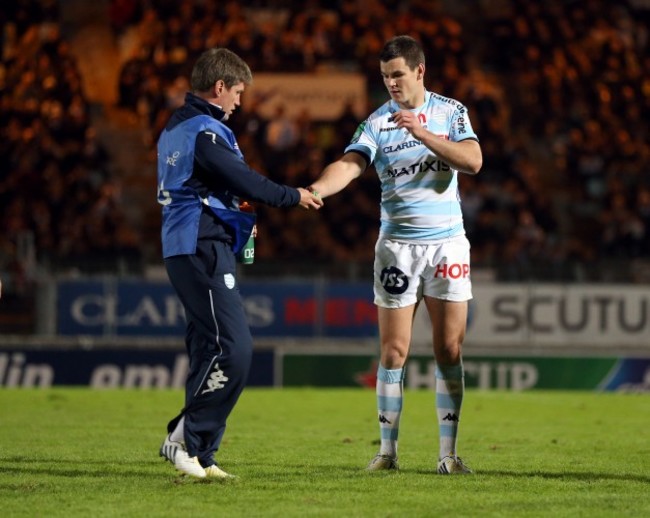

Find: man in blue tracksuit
<box><xmin>157</xmin><ymin>48</ymin><xmax>323</xmax><ymax>479</ymax></box>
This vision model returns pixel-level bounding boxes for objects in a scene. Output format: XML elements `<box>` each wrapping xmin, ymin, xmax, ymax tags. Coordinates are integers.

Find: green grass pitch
<box><xmin>0</xmin><ymin>388</ymin><xmax>648</xmax><ymax>517</ymax></box>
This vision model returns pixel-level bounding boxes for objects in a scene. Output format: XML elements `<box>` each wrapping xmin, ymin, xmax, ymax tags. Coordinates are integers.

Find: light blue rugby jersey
<box><xmin>345</xmin><ymin>90</ymin><xmax>478</xmax><ymax>241</ymax></box>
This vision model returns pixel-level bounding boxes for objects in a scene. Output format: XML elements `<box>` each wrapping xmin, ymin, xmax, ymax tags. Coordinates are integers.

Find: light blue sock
<box><xmin>376</xmin><ymin>364</ymin><xmax>404</xmax><ymax>457</ymax></box>
<box><xmin>435</xmin><ymin>362</ymin><xmax>464</xmax><ymax>458</ymax></box>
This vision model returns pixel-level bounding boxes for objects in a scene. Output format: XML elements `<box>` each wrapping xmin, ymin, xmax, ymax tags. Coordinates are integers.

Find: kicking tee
<box><xmin>345</xmin><ymin>90</ymin><xmax>478</xmax><ymax>242</ymax></box>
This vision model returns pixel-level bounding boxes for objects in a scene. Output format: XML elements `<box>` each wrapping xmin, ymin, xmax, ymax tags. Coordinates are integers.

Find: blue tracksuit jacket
<box><xmin>157</xmin><ymin>92</ymin><xmax>299</xmax><ymax>257</ymax></box>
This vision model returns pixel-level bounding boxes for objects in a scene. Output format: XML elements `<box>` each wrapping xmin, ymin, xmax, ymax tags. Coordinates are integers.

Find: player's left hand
<box><xmin>297</xmin><ymin>187</ymin><xmax>324</xmax><ymax>210</ymax></box>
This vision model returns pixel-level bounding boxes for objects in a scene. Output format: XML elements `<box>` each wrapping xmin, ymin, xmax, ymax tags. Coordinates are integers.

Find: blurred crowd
<box><xmin>2</xmin><ymin>0</ymin><xmax>649</xmax><ymax>288</ymax></box>
<box><xmin>0</xmin><ymin>0</ymin><xmax>140</xmax><ymax>292</ymax></box>
<box><xmin>479</xmin><ymin>0</ymin><xmax>650</xmax><ymax>277</ymax></box>
<box><xmin>111</xmin><ymin>0</ymin><xmax>650</xmax><ymax>279</ymax></box>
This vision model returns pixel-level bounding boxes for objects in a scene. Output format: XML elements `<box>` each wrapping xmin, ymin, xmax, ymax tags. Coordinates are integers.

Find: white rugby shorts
<box><xmin>373</xmin><ymin>235</ymin><xmax>473</xmax><ymax>308</ymax></box>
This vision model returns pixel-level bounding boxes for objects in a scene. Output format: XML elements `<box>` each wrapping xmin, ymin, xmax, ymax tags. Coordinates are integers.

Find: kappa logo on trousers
<box><xmin>201</xmin><ymin>363</ymin><xmax>229</xmax><ymax>394</ymax></box>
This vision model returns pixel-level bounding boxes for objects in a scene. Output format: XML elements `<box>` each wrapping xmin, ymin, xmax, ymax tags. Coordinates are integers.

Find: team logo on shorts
<box><xmin>380</xmin><ymin>266</ymin><xmax>409</xmax><ymax>294</ymax></box>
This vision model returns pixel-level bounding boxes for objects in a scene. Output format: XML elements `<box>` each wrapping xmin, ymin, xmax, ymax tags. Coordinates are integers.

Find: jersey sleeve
<box><xmin>449</xmin><ymin>103</ymin><xmax>479</xmax><ymax>143</ymax></box>
<box><xmin>344</xmin><ymin>119</ymin><xmax>377</xmax><ymax>167</ymax></box>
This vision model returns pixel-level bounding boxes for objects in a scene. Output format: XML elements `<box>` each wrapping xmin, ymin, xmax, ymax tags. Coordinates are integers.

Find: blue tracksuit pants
<box><xmin>164</xmin><ymin>239</ymin><xmax>253</xmax><ymax>467</ymax></box>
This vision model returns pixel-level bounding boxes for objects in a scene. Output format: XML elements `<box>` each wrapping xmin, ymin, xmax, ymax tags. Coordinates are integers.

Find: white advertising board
<box><xmin>412</xmin><ymin>284</ymin><xmax>650</xmax><ymax>349</ymax></box>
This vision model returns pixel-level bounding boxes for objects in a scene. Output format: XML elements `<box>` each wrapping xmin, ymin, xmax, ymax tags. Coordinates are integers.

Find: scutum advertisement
<box><xmin>413</xmin><ymin>284</ymin><xmax>650</xmax><ymax>348</ymax></box>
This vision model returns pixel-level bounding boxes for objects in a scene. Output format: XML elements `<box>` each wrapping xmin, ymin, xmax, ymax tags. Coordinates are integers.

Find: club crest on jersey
<box><xmin>350</xmin><ymin>121</ymin><xmax>367</xmax><ymax>144</ymax></box>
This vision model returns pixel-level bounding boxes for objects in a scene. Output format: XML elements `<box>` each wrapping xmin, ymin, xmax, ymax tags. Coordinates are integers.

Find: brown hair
<box><xmin>379</xmin><ymin>35</ymin><xmax>425</xmax><ymax>70</ymax></box>
<box><xmin>190</xmin><ymin>48</ymin><xmax>253</xmax><ymax>92</ymax></box>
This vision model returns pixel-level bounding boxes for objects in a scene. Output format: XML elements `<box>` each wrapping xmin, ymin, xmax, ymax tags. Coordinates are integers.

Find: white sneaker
<box><xmin>160</xmin><ymin>434</ymin><xmax>206</xmax><ymax>478</ymax></box>
<box><xmin>366</xmin><ymin>453</ymin><xmax>399</xmax><ymax>471</ymax></box>
<box><xmin>437</xmin><ymin>455</ymin><xmax>472</xmax><ymax>475</ymax></box>
<box><xmin>205</xmin><ymin>464</ymin><xmax>236</xmax><ymax>479</ymax></box>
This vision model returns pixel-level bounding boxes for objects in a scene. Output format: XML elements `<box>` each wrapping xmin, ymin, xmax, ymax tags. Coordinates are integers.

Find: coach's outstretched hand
<box><xmin>297</xmin><ymin>187</ymin><xmax>324</xmax><ymax>210</ymax></box>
